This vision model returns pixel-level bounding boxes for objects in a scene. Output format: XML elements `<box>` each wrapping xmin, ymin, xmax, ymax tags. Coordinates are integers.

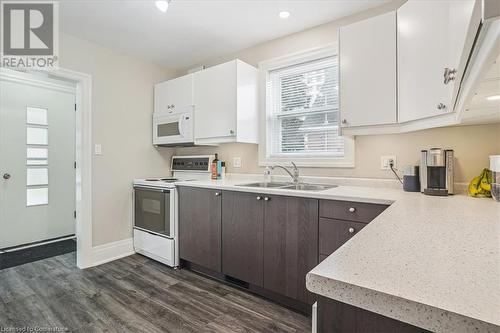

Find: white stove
<box><xmin>132</xmin><ymin>155</ymin><xmax>214</xmax><ymax>267</ymax></box>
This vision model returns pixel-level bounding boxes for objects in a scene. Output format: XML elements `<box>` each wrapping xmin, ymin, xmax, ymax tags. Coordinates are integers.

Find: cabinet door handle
<box><xmin>264</xmin><ymin>197</ymin><xmax>270</xmax><ymax>201</ymax></box>
<box><xmin>437</xmin><ymin>103</ymin><xmax>446</xmax><ymax>110</ymax></box>
<box><xmin>229</xmin><ymin>129</ymin><xmax>235</xmax><ymax>135</ymax></box>
<box><xmin>348</xmin><ymin>227</ymin><xmax>355</xmax><ymax>234</ymax></box>
<box><xmin>256</xmin><ymin>196</ymin><xmax>262</xmax><ymax>201</ymax></box>
<box><xmin>444</xmin><ymin>67</ymin><xmax>457</xmax><ymax>84</ymax></box>
<box><xmin>342</xmin><ymin>119</ymin><xmax>347</xmax><ymax>125</ymax></box>
<box><xmin>215</xmin><ymin>192</ymin><xmax>221</xmax><ymax>196</ymax></box>
<box><xmin>348</xmin><ymin>207</ymin><xmax>356</xmax><ymax>213</ymax></box>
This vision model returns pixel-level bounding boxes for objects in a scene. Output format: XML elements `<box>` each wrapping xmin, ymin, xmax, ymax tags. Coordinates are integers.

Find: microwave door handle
<box><xmin>178</xmin><ymin>115</ymin><xmax>185</xmax><ymax>137</ymax></box>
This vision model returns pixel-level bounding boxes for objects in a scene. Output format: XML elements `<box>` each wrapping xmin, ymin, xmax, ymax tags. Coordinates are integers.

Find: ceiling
<box><xmin>59</xmin><ymin>0</ymin><xmax>387</xmax><ymax>69</ymax></box>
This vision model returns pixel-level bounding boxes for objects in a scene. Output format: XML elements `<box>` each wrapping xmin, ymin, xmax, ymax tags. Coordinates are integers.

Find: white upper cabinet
<box><xmin>154</xmin><ymin>74</ymin><xmax>193</xmax><ymax>114</ymax></box>
<box><xmin>339</xmin><ymin>11</ymin><xmax>397</xmax><ymax>128</ymax></box>
<box><xmin>398</xmin><ymin>0</ymin><xmax>475</xmax><ymax>123</ymax></box>
<box><xmin>193</xmin><ymin>59</ymin><xmax>258</xmax><ymax>144</ymax></box>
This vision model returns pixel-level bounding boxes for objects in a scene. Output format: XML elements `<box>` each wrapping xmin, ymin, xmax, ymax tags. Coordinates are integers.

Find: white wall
<box><xmin>59</xmin><ymin>33</ymin><xmax>178</xmax><ymax>246</ymax></box>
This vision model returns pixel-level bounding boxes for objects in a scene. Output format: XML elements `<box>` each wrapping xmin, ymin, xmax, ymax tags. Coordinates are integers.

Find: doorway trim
<box><xmin>0</xmin><ymin>67</ymin><xmax>93</xmax><ymax>269</ymax></box>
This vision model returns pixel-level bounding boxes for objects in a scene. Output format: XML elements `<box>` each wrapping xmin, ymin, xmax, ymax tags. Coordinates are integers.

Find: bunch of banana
<box><xmin>468</xmin><ymin>168</ymin><xmax>493</xmax><ymax>197</ymax></box>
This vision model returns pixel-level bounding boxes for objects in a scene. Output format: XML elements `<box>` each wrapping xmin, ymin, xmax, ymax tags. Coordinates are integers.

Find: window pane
<box><xmin>27</xmin><ymin>148</ymin><xmax>48</xmax><ymax>159</ymax></box>
<box><xmin>27</xmin><ymin>127</ymin><xmax>48</xmax><ymax>145</ymax></box>
<box><xmin>27</xmin><ymin>168</ymin><xmax>48</xmax><ymax>186</ymax></box>
<box><xmin>268</xmin><ymin>55</ymin><xmax>342</xmax><ymax>157</ymax></box>
<box><xmin>27</xmin><ymin>188</ymin><xmax>48</xmax><ymax>206</ymax></box>
<box><xmin>27</xmin><ymin>159</ymin><xmax>48</xmax><ymax>166</ymax></box>
<box><xmin>27</xmin><ymin>107</ymin><xmax>48</xmax><ymax>125</ymax></box>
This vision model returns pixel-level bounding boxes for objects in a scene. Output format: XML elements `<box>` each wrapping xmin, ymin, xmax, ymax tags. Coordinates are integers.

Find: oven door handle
<box><xmin>133</xmin><ymin>186</ymin><xmax>169</xmax><ymax>193</ymax></box>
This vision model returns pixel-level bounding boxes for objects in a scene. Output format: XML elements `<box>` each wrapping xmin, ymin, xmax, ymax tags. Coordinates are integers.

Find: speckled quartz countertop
<box><xmin>175</xmin><ymin>176</ymin><xmax>500</xmax><ymax>333</ymax></box>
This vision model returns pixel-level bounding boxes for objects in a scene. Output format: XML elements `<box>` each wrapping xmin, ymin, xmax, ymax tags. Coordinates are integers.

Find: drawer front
<box><xmin>134</xmin><ymin>229</ymin><xmax>175</xmax><ymax>266</ymax></box>
<box><xmin>319</xmin><ymin>218</ymin><xmax>366</xmax><ymax>256</ymax></box>
<box><xmin>319</xmin><ymin>200</ymin><xmax>387</xmax><ymax>223</ymax></box>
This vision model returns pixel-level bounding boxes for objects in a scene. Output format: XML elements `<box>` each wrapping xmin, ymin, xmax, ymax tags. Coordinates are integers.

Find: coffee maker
<box><xmin>420</xmin><ymin>148</ymin><xmax>454</xmax><ymax>196</ymax></box>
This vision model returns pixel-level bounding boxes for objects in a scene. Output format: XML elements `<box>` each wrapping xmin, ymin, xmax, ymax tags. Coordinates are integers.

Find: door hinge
<box><xmin>74</xmin><ymin>211</ymin><xmax>76</xmax><ymax>218</ymax></box>
<box><xmin>74</xmin><ymin>161</ymin><xmax>77</xmax><ymax>169</ymax></box>
<box><xmin>74</xmin><ymin>103</ymin><xmax>77</xmax><ymax>111</ymax></box>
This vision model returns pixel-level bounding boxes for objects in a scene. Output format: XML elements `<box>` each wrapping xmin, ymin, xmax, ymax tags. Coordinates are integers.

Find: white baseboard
<box><xmin>90</xmin><ymin>238</ymin><xmax>135</xmax><ymax>267</ymax></box>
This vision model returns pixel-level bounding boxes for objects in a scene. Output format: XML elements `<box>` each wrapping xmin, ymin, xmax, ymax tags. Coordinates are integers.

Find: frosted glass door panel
<box><xmin>27</xmin><ymin>127</ymin><xmax>48</xmax><ymax>145</ymax></box>
<box><xmin>27</xmin><ymin>188</ymin><xmax>49</xmax><ymax>206</ymax></box>
<box><xmin>27</xmin><ymin>168</ymin><xmax>48</xmax><ymax>186</ymax></box>
<box><xmin>27</xmin><ymin>107</ymin><xmax>48</xmax><ymax>125</ymax></box>
<box><xmin>27</xmin><ymin>148</ymin><xmax>48</xmax><ymax>159</ymax></box>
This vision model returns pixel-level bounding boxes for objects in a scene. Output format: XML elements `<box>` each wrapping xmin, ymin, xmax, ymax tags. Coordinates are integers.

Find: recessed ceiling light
<box><xmin>155</xmin><ymin>0</ymin><xmax>170</xmax><ymax>13</ymax></box>
<box><xmin>279</xmin><ymin>11</ymin><xmax>290</xmax><ymax>19</ymax></box>
<box><xmin>486</xmin><ymin>95</ymin><xmax>500</xmax><ymax>101</ymax></box>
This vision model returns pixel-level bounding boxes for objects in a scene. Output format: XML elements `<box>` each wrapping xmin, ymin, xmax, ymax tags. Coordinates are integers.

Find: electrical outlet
<box><xmin>381</xmin><ymin>155</ymin><xmax>396</xmax><ymax>170</ymax></box>
<box><xmin>233</xmin><ymin>157</ymin><xmax>242</xmax><ymax>168</ymax></box>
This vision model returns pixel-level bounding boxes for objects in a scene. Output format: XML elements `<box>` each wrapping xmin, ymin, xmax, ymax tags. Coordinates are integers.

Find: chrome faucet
<box><xmin>270</xmin><ymin>162</ymin><xmax>300</xmax><ymax>184</ymax></box>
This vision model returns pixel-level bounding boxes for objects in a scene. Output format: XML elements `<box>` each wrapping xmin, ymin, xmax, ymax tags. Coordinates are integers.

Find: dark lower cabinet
<box><xmin>178</xmin><ymin>186</ymin><xmax>392</xmax><ymax>315</ymax></box>
<box><xmin>317</xmin><ymin>296</ymin><xmax>429</xmax><ymax>333</ymax></box>
<box><xmin>263</xmin><ymin>195</ymin><xmax>318</xmax><ymax>304</ymax></box>
<box><xmin>222</xmin><ymin>191</ymin><xmax>264</xmax><ymax>286</ymax></box>
<box><xmin>178</xmin><ymin>186</ymin><xmax>222</xmax><ymax>272</ymax></box>
<box><xmin>319</xmin><ymin>218</ymin><xmax>366</xmax><ymax>257</ymax></box>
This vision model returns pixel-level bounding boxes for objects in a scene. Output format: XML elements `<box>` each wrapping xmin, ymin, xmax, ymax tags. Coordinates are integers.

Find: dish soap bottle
<box><xmin>211</xmin><ymin>154</ymin><xmax>219</xmax><ymax>180</ymax></box>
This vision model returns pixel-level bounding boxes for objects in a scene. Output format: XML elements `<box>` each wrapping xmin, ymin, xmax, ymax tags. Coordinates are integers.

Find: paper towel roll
<box><xmin>490</xmin><ymin>155</ymin><xmax>500</xmax><ymax>172</ymax></box>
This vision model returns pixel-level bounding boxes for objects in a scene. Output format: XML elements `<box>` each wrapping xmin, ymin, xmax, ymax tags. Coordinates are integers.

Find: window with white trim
<box><xmin>260</xmin><ymin>47</ymin><xmax>354</xmax><ymax>167</ymax></box>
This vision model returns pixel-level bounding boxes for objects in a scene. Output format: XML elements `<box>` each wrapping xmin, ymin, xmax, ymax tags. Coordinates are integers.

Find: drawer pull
<box><xmin>348</xmin><ymin>227</ymin><xmax>355</xmax><ymax>234</ymax></box>
<box><xmin>348</xmin><ymin>207</ymin><xmax>356</xmax><ymax>213</ymax></box>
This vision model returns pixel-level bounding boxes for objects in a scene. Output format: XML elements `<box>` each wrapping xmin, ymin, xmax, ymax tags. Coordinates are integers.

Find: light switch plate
<box><xmin>94</xmin><ymin>144</ymin><xmax>102</xmax><ymax>155</ymax></box>
<box><xmin>233</xmin><ymin>157</ymin><xmax>242</xmax><ymax>168</ymax></box>
<box><xmin>381</xmin><ymin>155</ymin><xmax>396</xmax><ymax>170</ymax></box>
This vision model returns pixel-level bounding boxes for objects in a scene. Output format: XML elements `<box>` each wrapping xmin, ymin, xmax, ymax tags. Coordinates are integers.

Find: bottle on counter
<box><xmin>217</xmin><ymin>159</ymin><xmax>223</xmax><ymax>179</ymax></box>
<box><xmin>211</xmin><ymin>154</ymin><xmax>219</xmax><ymax>180</ymax></box>
<box><xmin>219</xmin><ymin>162</ymin><xmax>226</xmax><ymax>180</ymax></box>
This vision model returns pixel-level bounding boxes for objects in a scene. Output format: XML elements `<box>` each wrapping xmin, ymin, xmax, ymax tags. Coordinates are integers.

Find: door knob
<box><xmin>348</xmin><ymin>207</ymin><xmax>356</xmax><ymax>213</ymax></box>
<box><xmin>3</xmin><ymin>173</ymin><xmax>11</xmax><ymax>180</ymax></box>
<box><xmin>348</xmin><ymin>227</ymin><xmax>355</xmax><ymax>234</ymax></box>
<box><xmin>264</xmin><ymin>197</ymin><xmax>270</xmax><ymax>201</ymax></box>
<box><xmin>256</xmin><ymin>196</ymin><xmax>262</xmax><ymax>201</ymax></box>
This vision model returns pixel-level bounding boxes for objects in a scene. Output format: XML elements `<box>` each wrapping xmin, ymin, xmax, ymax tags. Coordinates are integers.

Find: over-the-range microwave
<box><xmin>152</xmin><ymin>107</ymin><xmax>194</xmax><ymax>147</ymax></box>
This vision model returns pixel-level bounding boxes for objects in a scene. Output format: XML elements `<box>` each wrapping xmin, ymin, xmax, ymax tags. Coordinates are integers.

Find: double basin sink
<box><xmin>236</xmin><ymin>182</ymin><xmax>337</xmax><ymax>192</ymax></box>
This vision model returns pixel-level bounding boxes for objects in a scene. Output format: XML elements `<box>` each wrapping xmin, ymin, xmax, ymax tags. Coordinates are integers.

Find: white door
<box><xmin>193</xmin><ymin>60</ymin><xmax>237</xmax><ymax>140</ymax></box>
<box><xmin>0</xmin><ymin>75</ymin><xmax>76</xmax><ymax>249</ymax></box>
<box><xmin>398</xmin><ymin>0</ymin><xmax>475</xmax><ymax>123</ymax></box>
<box><xmin>339</xmin><ymin>11</ymin><xmax>397</xmax><ymax>127</ymax></box>
<box><xmin>154</xmin><ymin>74</ymin><xmax>194</xmax><ymax>114</ymax></box>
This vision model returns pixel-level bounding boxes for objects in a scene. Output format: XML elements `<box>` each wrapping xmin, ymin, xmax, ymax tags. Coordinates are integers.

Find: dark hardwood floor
<box><xmin>0</xmin><ymin>253</ymin><xmax>311</xmax><ymax>332</ymax></box>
